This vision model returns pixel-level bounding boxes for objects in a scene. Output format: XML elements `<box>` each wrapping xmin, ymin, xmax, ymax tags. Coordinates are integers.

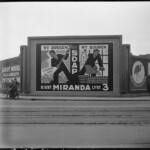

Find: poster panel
<box><xmin>0</xmin><ymin>65</ymin><xmax>20</xmax><ymax>90</ymax></box>
<box><xmin>36</xmin><ymin>43</ymin><xmax>113</xmax><ymax>91</ymax></box>
<box><xmin>130</xmin><ymin>60</ymin><xmax>147</xmax><ymax>90</ymax></box>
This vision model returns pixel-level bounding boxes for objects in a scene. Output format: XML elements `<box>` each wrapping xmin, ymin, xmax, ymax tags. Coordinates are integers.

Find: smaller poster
<box><xmin>1</xmin><ymin>65</ymin><xmax>21</xmax><ymax>89</ymax></box>
<box><xmin>130</xmin><ymin>60</ymin><xmax>147</xmax><ymax>90</ymax></box>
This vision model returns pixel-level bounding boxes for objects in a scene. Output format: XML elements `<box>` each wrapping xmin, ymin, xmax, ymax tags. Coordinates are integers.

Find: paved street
<box><xmin>0</xmin><ymin>96</ymin><xmax>150</xmax><ymax>148</ymax></box>
<box><xmin>1</xmin><ymin>97</ymin><xmax>150</xmax><ymax>125</ymax></box>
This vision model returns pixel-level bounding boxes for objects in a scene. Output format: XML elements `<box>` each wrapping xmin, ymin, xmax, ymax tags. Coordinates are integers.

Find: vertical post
<box><xmin>147</xmin><ymin>76</ymin><xmax>150</xmax><ymax>95</ymax></box>
<box><xmin>120</xmin><ymin>44</ymin><xmax>130</xmax><ymax>94</ymax></box>
<box><xmin>20</xmin><ymin>45</ymin><xmax>29</xmax><ymax>93</ymax></box>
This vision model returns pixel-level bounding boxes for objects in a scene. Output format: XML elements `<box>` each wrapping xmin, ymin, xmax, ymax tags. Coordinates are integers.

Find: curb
<box><xmin>1</xmin><ymin>95</ymin><xmax>150</xmax><ymax>101</ymax></box>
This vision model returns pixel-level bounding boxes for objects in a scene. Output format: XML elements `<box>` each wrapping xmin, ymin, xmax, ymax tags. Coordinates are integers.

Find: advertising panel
<box><xmin>36</xmin><ymin>43</ymin><xmax>113</xmax><ymax>91</ymax></box>
<box><xmin>130</xmin><ymin>60</ymin><xmax>147</xmax><ymax>91</ymax></box>
<box><xmin>1</xmin><ymin>65</ymin><xmax>20</xmax><ymax>83</ymax></box>
<box><xmin>0</xmin><ymin>57</ymin><xmax>21</xmax><ymax>90</ymax></box>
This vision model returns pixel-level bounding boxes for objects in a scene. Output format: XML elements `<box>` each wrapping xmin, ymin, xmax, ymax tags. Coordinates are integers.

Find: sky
<box><xmin>0</xmin><ymin>2</ymin><xmax>150</xmax><ymax>61</ymax></box>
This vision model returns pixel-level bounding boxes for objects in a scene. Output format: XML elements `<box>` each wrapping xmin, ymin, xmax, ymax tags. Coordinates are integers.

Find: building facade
<box><xmin>21</xmin><ymin>35</ymin><xmax>150</xmax><ymax>97</ymax></box>
<box><xmin>1</xmin><ymin>35</ymin><xmax>150</xmax><ymax>96</ymax></box>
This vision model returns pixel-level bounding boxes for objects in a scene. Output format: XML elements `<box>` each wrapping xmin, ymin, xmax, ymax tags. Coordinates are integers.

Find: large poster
<box><xmin>36</xmin><ymin>43</ymin><xmax>113</xmax><ymax>91</ymax></box>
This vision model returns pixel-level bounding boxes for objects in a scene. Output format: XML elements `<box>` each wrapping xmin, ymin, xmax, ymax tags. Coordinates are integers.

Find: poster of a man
<box><xmin>49</xmin><ymin>48</ymin><xmax>72</xmax><ymax>84</ymax></box>
<box><xmin>79</xmin><ymin>49</ymin><xmax>104</xmax><ymax>76</ymax></box>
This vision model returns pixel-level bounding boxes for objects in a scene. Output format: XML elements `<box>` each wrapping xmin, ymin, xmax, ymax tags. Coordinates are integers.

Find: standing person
<box><xmin>79</xmin><ymin>49</ymin><xmax>104</xmax><ymax>76</ymax></box>
<box><xmin>9</xmin><ymin>79</ymin><xmax>16</xmax><ymax>99</ymax></box>
<box><xmin>14</xmin><ymin>78</ymin><xmax>19</xmax><ymax>98</ymax></box>
<box><xmin>6</xmin><ymin>82</ymin><xmax>11</xmax><ymax>99</ymax></box>
<box><xmin>49</xmin><ymin>48</ymin><xmax>72</xmax><ymax>84</ymax></box>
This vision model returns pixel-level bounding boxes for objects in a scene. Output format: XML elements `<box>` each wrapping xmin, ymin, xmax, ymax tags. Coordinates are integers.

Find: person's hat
<box><xmin>49</xmin><ymin>50</ymin><xmax>55</xmax><ymax>54</ymax></box>
<box><xmin>93</xmin><ymin>49</ymin><xmax>99</xmax><ymax>52</ymax></box>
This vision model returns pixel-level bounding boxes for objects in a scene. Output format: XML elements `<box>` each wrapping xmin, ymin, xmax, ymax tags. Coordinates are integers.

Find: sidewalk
<box><xmin>0</xmin><ymin>93</ymin><xmax>150</xmax><ymax>101</ymax></box>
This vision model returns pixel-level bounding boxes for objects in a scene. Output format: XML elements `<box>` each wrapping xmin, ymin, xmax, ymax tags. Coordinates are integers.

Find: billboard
<box><xmin>36</xmin><ymin>43</ymin><xmax>113</xmax><ymax>91</ymax></box>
